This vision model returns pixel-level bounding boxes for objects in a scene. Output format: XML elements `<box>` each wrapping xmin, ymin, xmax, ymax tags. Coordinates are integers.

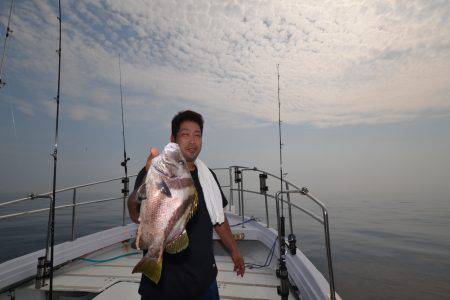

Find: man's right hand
<box><xmin>145</xmin><ymin>147</ymin><xmax>159</xmax><ymax>171</ymax></box>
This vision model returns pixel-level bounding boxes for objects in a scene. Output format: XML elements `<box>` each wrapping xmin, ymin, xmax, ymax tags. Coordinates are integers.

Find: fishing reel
<box><xmin>288</xmin><ymin>233</ymin><xmax>297</xmax><ymax>255</ymax></box>
<box><xmin>121</xmin><ymin>176</ymin><xmax>129</xmax><ymax>195</ymax></box>
<box><xmin>120</xmin><ymin>157</ymin><xmax>130</xmax><ymax>167</ymax></box>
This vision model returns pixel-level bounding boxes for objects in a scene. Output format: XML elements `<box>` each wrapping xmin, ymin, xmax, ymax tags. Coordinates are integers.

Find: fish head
<box><xmin>153</xmin><ymin>142</ymin><xmax>189</xmax><ymax>179</ymax></box>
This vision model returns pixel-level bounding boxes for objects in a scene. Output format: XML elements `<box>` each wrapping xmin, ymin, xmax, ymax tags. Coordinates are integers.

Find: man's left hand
<box><xmin>231</xmin><ymin>251</ymin><xmax>245</xmax><ymax>277</ymax></box>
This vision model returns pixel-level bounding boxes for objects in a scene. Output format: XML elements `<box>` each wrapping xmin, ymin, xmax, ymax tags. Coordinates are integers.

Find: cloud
<box><xmin>1</xmin><ymin>0</ymin><xmax>449</xmax><ymax>128</ymax></box>
<box><xmin>15</xmin><ymin>99</ymin><xmax>35</xmax><ymax>116</ymax></box>
<box><xmin>67</xmin><ymin>104</ymin><xmax>112</xmax><ymax>122</ymax></box>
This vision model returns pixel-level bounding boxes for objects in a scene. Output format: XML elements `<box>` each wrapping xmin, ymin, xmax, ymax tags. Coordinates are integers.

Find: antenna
<box><xmin>0</xmin><ymin>0</ymin><xmax>14</xmax><ymax>88</ymax></box>
<box><xmin>119</xmin><ymin>54</ymin><xmax>130</xmax><ymax>226</ymax></box>
<box><xmin>48</xmin><ymin>1</ymin><xmax>62</xmax><ymax>299</ymax></box>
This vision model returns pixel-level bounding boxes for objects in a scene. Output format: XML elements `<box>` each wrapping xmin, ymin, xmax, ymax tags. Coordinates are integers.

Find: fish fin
<box><xmin>165</xmin><ymin>230</ymin><xmax>189</xmax><ymax>254</ymax></box>
<box><xmin>132</xmin><ymin>256</ymin><xmax>163</xmax><ymax>284</ymax></box>
<box><xmin>157</xmin><ymin>179</ymin><xmax>172</xmax><ymax>198</ymax></box>
<box><xmin>187</xmin><ymin>189</ymin><xmax>199</xmax><ymax>220</ymax></box>
<box><xmin>135</xmin><ymin>224</ymin><xmax>142</xmax><ymax>250</ymax></box>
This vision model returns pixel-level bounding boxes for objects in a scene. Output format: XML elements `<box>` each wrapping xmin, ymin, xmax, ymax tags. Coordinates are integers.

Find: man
<box><xmin>128</xmin><ymin>110</ymin><xmax>245</xmax><ymax>299</ymax></box>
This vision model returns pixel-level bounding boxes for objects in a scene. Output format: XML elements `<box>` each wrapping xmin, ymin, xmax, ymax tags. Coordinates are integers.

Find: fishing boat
<box><xmin>0</xmin><ymin>166</ymin><xmax>340</xmax><ymax>300</ymax></box>
<box><xmin>0</xmin><ymin>1</ymin><xmax>340</xmax><ymax>299</ymax></box>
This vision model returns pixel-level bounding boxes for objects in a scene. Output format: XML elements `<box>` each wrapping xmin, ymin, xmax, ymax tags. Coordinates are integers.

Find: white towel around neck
<box><xmin>194</xmin><ymin>159</ymin><xmax>224</xmax><ymax>225</ymax></box>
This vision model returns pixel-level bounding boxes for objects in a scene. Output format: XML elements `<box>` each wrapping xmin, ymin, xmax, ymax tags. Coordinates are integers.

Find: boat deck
<box><xmin>19</xmin><ymin>239</ymin><xmax>295</xmax><ymax>300</ymax></box>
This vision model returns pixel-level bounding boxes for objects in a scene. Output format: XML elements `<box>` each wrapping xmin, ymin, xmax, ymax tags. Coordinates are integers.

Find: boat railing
<box><xmin>0</xmin><ymin>175</ymin><xmax>137</xmax><ymax>241</ymax></box>
<box><xmin>212</xmin><ymin>165</ymin><xmax>336</xmax><ymax>300</ymax></box>
<box><xmin>0</xmin><ymin>166</ymin><xmax>336</xmax><ymax>299</ymax></box>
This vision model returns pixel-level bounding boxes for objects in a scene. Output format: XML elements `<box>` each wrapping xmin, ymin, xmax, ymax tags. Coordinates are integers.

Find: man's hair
<box><xmin>171</xmin><ymin>110</ymin><xmax>204</xmax><ymax>138</ymax></box>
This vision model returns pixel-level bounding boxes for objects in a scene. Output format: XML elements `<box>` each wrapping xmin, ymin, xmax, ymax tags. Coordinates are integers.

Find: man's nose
<box><xmin>188</xmin><ymin>135</ymin><xmax>196</xmax><ymax>143</ymax></box>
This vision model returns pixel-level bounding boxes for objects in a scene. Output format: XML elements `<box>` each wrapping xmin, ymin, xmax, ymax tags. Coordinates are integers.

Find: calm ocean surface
<box><xmin>1</xmin><ymin>177</ymin><xmax>449</xmax><ymax>300</ymax></box>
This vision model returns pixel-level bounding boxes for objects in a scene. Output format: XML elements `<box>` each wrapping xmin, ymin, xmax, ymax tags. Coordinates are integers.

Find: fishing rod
<box><xmin>118</xmin><ymin>54</ymin><xmax>130</xmax><ymax>226</ymax></box>
<box><xmin>0</xmin><ymin>0</ymin><xmax>14</xmax><ymax>88</ymax></box>
<box><xmin>277</xmin><ymin>64</ymin><xmax>284</xmax><ymax>213</ymax></box>
<box><xmin>48</xmin><ymin>1</ymin><xmax>62</xmax><ymax>299</ymax></box>
<box><xmin>275</xmin><ymin>64</ymin><xmax>289</xmax><ymax>299</ymax></box>
<box><xmin>0</xmin><ymin>0</ymin><xmax>18</xmax><ymax>138</ymax></box>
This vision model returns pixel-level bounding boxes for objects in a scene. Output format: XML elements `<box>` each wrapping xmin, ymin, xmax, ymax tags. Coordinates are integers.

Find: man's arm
<box><xmin>127</xmin><ymin>147</ymin><xmax>159</xmax><ymax>224</ymax></box>
<box><xmin>127</xmin><ymin>190</ymin><xmax>140</xmax><ymax>223</ymax></box>
<box><xmin>214</xmin><ymin>215</ymin><xmax>245</xmax><ymax>276</ymax></box>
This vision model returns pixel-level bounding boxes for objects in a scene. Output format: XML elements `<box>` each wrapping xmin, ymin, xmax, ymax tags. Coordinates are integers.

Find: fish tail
<box><xmin>165</xmin><ymin>230</ymin><xmax>189</xmax><ymax>254</ymax></box>
<box><xmin>132</xmin><ymin>256</ymin><xmax>163</xmax><ymax>284</ymax></box>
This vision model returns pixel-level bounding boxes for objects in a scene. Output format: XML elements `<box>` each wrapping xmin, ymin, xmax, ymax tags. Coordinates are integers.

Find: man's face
<box><xmin>172</xmin><ymin>120</ymin><xmax>202</xmax><ymax>163</ymax></box>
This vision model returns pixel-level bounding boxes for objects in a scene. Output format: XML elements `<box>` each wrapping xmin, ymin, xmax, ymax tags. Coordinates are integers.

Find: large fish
<box><xmin>132</xmin><ymin>142</ymin><xmax>198</xmax><ymax>283</ymax></box>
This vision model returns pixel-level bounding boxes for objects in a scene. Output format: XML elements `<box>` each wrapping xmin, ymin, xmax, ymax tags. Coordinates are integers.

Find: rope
<box><xmin>245</xmin><ymin>237</ymin><xmax>278</xmax><ymax>269</ymax></box>
<box><xmin>79</xmin><ymin>252</ymin><xmax>140</xmax><ymax>263</ymax></box>
<box><xmin>230</xmin><ymin>217</ymin><xmax>257</xmax><ymax>227</ymax></box>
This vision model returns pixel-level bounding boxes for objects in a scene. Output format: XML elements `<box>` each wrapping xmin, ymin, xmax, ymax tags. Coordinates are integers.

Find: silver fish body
<box><xmin>132</xmin><ymin>142</ymin><xmax>198</xmax><ymax>283</ymax></box>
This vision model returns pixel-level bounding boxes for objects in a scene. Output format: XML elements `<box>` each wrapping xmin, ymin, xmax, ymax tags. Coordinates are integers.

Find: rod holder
<box><xmin>35</xmin><ymin>256</ymin><xmax>50</xmax><ymax>289</ymax></box>
<box><xmin>259</xmin><ymin>173</ymin><xmax>268</xmax><ymax>194</ymax></box>
<box><xmin>276</xmin><ymin>260</ymin><xmax>289</xmax><ymax>299</ymax></box>
<box><xmin>121</xmin><ymin>177</ymin><xmax>129</xmax><ymax>195</ymax></box>
<box><xmin>234</xmin><ymin>168</ymin><xmax>241</xmax><ymax>183</ymax></box>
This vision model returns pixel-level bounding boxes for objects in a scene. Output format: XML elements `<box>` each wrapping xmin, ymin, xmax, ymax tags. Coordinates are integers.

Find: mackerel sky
<box><xmin>0</xmin><ymin>1</ymin><xmax>449</xmax><ymax>200</ymax></box>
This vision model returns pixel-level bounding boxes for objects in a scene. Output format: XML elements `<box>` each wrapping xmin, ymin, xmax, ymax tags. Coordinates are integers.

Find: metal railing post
<box><xmin>323</xmin><ymin>209</ymin><xmax>336</xmax><ymax>300</ymax></box>
<box><xmin>238</xmin><ymin>180</ymin><xmax>241</xmax><ymax>216</ymax></box>
<box><xmin>275</xmin><ymin>192</ymin><xmax>281</xmax><ymax>232</ymax></box>
<box><xmin>264</xmin><ymin>193</ymin><xmax>269</xmax><ymax>228</ymax></box>
<box><xmin>259</xmin><ymin>172</ymin><xmax>269</xmax><ymax>228</ymax></box>
<box><xmin>285</xmin><ymin>182</ymin><xmax>293</xmax><ymax>235</ymax></box>
<box><xmin>122</xmin><ymin>196</ymin><xmax>126</xmax><ymax>226</ymax></box>
<box><xmin>71</xmin><ymin>188</ymin><xmax>76</xmax><ymax>241</ymax></box>
<box><xmin>234</xmin><ymin>167</ymin><xmax>242</xmax><ymax>217</ymax></box>
<box><xmin>285</xmin><ymin>183</ymin><xmax>297</xmax><ymax>255</ymax></box>
<box><xmin>228</xmin><ymin>167</ymin><xmax>233</xmax><ymax>211</ymax></box>
<box><xmin>240</xmin><ymin>173</ymin><xmax>245</xmax><ymax>227</ymax></box>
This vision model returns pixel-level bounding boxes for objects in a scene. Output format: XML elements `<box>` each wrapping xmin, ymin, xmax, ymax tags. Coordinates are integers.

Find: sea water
<box><xmin>1</xmin><ymin>183</ymin><xmax>449</xmax><ymax>300</ymax></box>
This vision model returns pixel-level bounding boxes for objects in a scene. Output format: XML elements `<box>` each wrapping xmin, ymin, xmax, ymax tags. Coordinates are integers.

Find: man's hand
<box><xmin>231</xmin><ymin>250</ymin><xmax>245</xmax><ymax>277</ymax></box>
<box><xmin>214</xmin><ymin>216</ymin><xmax>245</xmax><ymax>277</ymax></box>
<box><xmin>145</xmin><ymin>147</ymin><xmax>159</xmax><ymax>171</ymax></box>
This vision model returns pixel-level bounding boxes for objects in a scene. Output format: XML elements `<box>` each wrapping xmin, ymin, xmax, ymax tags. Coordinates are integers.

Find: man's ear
<box><xmin>170</xmin><ymin>134</ymin><xmax>175</xmax><ymax>142</ymax></box>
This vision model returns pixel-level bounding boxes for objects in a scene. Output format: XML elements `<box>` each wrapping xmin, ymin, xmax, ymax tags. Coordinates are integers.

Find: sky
<box><xmin>0</xmin><ymin>0</ymin><xmax>449</xmax><ymax>201</ymax></box>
